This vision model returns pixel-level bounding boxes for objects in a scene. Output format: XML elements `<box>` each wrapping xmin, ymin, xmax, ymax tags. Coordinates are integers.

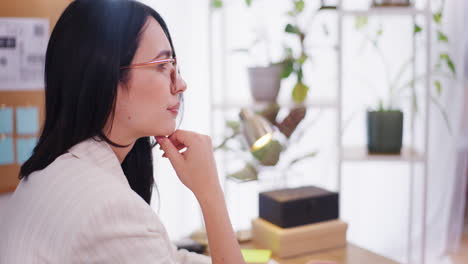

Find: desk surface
<box><xmin>240</xmin><ymin>242</ymin><xmax>399</xmax><ymax>264</ymax></box>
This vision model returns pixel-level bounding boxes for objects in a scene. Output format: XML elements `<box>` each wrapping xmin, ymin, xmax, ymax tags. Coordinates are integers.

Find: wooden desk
<box><xmin>240</xmin><ymin>242</ymin><xmax>399</xmax><ymax>264</ymax></box>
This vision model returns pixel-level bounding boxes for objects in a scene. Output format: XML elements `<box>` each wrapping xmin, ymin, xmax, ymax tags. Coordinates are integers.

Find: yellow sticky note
<box><xmin>241</xmin><ymin>249</ymin><xmax>272</xmax><ymax>263</ymax></box>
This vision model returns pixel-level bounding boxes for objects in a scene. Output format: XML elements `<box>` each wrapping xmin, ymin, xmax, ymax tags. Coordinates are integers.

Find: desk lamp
<box><xmin>239</xmin><ymin>108</ymin><xmax>282</xmax><ymax>167</ymax></box>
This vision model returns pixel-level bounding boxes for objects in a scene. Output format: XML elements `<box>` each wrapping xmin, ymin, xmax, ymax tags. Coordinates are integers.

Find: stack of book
<box><xmin>252</xmin><ymin>186</ymin><xmax>347</xmax><ymax>258</ymax></box>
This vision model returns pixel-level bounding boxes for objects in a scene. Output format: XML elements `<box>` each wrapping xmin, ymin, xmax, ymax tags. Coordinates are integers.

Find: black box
<box><xmin>259</xmin><ymin>185</ymin><xmax>339</xmax><ymax>228</ymax></box>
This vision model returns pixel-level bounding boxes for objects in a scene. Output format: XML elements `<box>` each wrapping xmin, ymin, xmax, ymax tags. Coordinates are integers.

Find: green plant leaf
<box><xmin>294</xmin><ymin>0</ymin><xmax>305</xmax><ymax>13</ymax></box>
<box><xmin>297</xmin><ymin>66</ymin><xmax>303</xmax><ymax>82</ymax></box>
<box><xmin>434</xmin><ymin>80</ymin><xmax>442</xmax><ymax>95</ymax></box>
<box><xmin>288</xmin><ymin>151</ymin><xmax>318</xmax><ymax>167</ymax></box>
<box><xmin>226</xmin><ymin>120</ymin><xmax>240</xmax><ymax>133</ymax></box>
<box><xmin>228</xmin><ymin>163</ymin><xmax>258</xmax><ymax>182</ymax></box>
<box><xmin>245</xmin><ymin>0</ymin><xmax>252</xmax><ymax>6</ymax></box>
<box><xmin>292</xmin><ymin>82</ymin><xmax>309</xmax><ymax>103</ymax></box>
<box><xmin>298</xmin><ymin>54</ymin><xmax>308</xmax><ymax>65</ymax></box>
<box><xmin>433</xmin><ymin>11</ymin><xmax>442</xmax><ymax>24</ymax></box>
<box><xmin>446</xmin><ymin>57</ymin><xmax>456</xmax><ymax>76</ymax></box>
<box><xmin>440</xmin><ymin>53</ymin><xmax>456</xmax><ymax>76</ymax></box>
<box><xmin>212</xmin><ymin>0</ymin><xmax>223</xmax><ymax>8</ymax></box>
<box><xmin>285</xmin><ymin>24</ymin><xmax>301</xmax><ymax>35</ymax></box>
<box><xmin>281</xmin><ymin>60</ymin><xmax>294</xmax><ymax>78</ymax></box>
<box><xmin>355</xmin><ymin>16</ymin><xmax>368</xmax><ymax>30</ymax></box>
<box><xmin>437</xmin><ymin>31</ymin><xmax>448</xmax><ymax>42</ymax></box>
<box><xmin>414</xmin><ymin>24</ymin><xmax>422</xmax><ymax>34</ymax></box>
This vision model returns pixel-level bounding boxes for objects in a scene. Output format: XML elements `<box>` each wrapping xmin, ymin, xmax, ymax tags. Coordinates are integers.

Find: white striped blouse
<box><xmin>0</xmin><ymin>138</ymin><xmax>211</xmax><ymax>264</ymax></box>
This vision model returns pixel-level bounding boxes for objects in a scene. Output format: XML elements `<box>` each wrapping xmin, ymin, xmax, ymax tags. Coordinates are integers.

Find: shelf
<box><xmin>342</xmin><ymin>146</ymin><xmax>425</xmax><ymax>162</ymax></box>
<box><xmin>340</xmin><ymin>7</ymin><xmax>427</xmax><ymax>17</ymax></box>
<box><xmin>212</xmin><ymin>97</ymin><xmax>338</xmax><ymax>110</ymax></box>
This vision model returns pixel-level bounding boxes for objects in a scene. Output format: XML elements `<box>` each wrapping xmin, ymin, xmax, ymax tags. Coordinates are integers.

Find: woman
<box><xmin>0</xmin><ymin>0</ymin><xmax>245</xmax><ymax>263</ymax></box>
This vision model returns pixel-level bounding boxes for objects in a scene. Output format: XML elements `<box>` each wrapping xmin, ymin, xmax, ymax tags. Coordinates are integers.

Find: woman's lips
<box><xmin>167</xmin><ymin>102</ymin><xmax>180</xmax><ymax>111</ymax></box>
<box><xmin>167</xmin><ymin>102</ymin><xmax>180</xmax><ymax>116</ymax></box>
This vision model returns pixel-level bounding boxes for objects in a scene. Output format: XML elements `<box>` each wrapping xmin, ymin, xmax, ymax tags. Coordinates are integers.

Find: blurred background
<box><xmin>0</xmin><ymin>0</ymin><xmax>466</xmax><ymax>263</ymax></box>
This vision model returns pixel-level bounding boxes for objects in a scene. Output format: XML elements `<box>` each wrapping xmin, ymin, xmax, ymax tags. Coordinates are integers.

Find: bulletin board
<box><xmin>0</xmin><ymin>91</ymin><xmax>44</xmax><ymax>193</ymax></box>
<box><xmin>0</xmin><ymin>0</ymin><xmax>71</xmax><ymax>193</ymax></box>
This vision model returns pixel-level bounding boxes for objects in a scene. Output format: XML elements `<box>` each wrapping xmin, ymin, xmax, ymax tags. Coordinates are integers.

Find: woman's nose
<box><xmin>172</xmin><ymin>74</ymin><xmax>187</xmax><ymax>95</ymax></box>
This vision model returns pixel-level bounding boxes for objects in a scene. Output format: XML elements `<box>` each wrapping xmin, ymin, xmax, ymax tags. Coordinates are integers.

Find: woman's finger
<box><xmin>156</xmin><ymin>136</ymin><xmax>183</xmax><ymax>165</ymax></box>
<box><xmin>168</xmin><ymin>138</ymin><xmax>186</xmax><ymax>151</ymax></box>
<box><xmin>167</xmin><ymin>129</ymin><xmax>198</xmax><ymax>148</ymax></box>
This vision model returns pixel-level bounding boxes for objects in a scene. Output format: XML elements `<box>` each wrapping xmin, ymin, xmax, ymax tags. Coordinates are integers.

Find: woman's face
<box><xmin>112</xmin><ymin>17</ymin><xmax>186</xmax><ymax>141</ymax></box>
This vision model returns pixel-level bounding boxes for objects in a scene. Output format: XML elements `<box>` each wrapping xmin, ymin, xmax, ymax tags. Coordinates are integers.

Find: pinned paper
<box><xmin>16</xmin><ymin>137</ymin><xmax>37</xmax><ymax>164</ymax></box>
<box><xmin>0</xmin><ymin>107</ymin><xmax>13</xmax><ymax>134</ymax></box>
<box><xmin>16</xmin><ymin>106</ymin><xmax>39</xmax><ymax>134</ymax></box>
<box><xmin>0</xmin><ymin>136</ymin><xmax>14</xmax><ymax>165</ymax></box>
<box><xmin>241</xmin><ymin>249</ymin><xmax>272</xmax><ymax>263</ymax></box>
<box><xmin>0</xmin><ymin>18</ymin><xmax>49</xmax><ymax>90</ymax></box>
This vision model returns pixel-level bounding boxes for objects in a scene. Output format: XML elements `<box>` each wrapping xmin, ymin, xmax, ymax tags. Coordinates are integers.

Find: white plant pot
<box><xmin>248</xmin><ymin>64</ymin><xmax>283</xmax><ymax>102</ymax></box>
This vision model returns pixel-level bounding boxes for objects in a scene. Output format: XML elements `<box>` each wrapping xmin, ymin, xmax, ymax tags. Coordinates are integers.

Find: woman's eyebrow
<box><xmin>153</xmin><ymin>49</ymin><xmax>172</xmax><ymax>60</ymax></box>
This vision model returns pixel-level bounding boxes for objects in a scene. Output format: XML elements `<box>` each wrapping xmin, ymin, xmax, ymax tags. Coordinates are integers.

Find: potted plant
<box><xmin>355</xmin><ymin>0</ymin><xmax>457</xmax><ymax>154</ymax></box>
<box><xmin>367</xmin><ymin>105</ymin><xmax>404</xmax><ymax>154</ymax></box>
<box><xmin>212</xmin><ymin>0</ymin><xmax>320</xmax><ymax>105</ymax></box>
<box><xmin>232</xmin><ymin>30</ymin><xmax>285</xmax><ymax>102</ymax></box>
<box><xmin>212</xmin><ymin>0</ymin><xmax>284</xmax><ymax>102</ymax></box>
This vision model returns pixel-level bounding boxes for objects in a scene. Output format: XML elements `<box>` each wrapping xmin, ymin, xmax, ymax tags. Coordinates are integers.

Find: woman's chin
<box><xmin>151</xmin><ymin>125</ymin><xmax>176</xmax><ymax>137</ymax></box>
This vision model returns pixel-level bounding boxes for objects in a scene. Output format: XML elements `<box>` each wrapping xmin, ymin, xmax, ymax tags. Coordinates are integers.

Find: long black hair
<box><xmin>19</xmin><ymin>0</ymin><xmax>176</xmax><ymax>205</ymax></box>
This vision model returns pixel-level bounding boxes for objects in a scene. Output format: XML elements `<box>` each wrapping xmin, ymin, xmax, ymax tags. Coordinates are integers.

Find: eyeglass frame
<box><xmin>119</xmin><ymin>57</ymin><xmax>180</xmax><ymax>88</ymax></box>
<box><xmin>120</xmin><ymin>57</ymin><xmax>177</xmax><ymax>70</ymax></box>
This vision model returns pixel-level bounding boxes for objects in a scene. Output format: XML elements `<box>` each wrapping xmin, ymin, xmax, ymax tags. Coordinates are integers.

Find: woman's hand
<box><xmin>156</xmin><ymin>130</ymin><xmax>246</xmax><ymax>264</ymax></box>
<box><xmin>155</xmin><ymin>130</ymin><xmax>220</xmax><ymax>197</ymax></box>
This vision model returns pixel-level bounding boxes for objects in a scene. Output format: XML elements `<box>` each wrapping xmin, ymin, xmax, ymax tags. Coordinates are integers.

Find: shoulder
<box><xmin>37</xmin><ymin>153</ymin><xmax>163</xmax><ymax>236</ymax></box>
<box><xmin>14</xmin><ymin>150</ymin><xmax>144</xmax><ymax>234</ymax></box>
<box><xmin>38</xmin><ymin>151</ymin><xmax>145</xmax><ymax>216</ymax></box>
<box><xmin>24</xmin><ymin>147</ymin><xmax>127</xmax><ymax>194</ymax></box>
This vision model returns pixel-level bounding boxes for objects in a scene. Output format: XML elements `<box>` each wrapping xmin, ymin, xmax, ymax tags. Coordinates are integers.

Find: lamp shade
<box><xmin>239</xmin><ymin>108</ymin><xmax>274</xmax><ymax>152</ymax></box>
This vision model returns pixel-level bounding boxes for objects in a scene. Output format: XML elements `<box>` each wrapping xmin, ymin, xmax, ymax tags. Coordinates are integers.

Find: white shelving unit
<box><xmin>208</xmin><ymin>1</ymin><xmax>432</xmax><ymax>263</ymax></box>
<box><xmin>336</xmin><ymin>2</ymin><xmax>432</xmax><ymax>264</ymax></box>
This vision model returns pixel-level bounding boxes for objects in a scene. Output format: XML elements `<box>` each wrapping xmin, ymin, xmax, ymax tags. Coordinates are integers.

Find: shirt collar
<box><xmin>67</xmin><ymin>137</ymin><xmax>129</xmax><ymax>187</ymax></box>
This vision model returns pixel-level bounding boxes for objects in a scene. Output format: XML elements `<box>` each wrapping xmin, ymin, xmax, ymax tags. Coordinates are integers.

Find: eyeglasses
<box><xmin>120</xmin><ymin>57</ymin><xmax>179</xmax><ymax>86</ymax></box>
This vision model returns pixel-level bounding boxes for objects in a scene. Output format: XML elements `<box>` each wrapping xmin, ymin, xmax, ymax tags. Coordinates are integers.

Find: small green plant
<box><xmin>212</xmin><ymin>0</ymin><xmax>327</xmax><ymax>104</ymax></box>
<box><xmin>354</xmin><ymin>0</ymin><xmax>456</xmax><ymax>131</ymax></box>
